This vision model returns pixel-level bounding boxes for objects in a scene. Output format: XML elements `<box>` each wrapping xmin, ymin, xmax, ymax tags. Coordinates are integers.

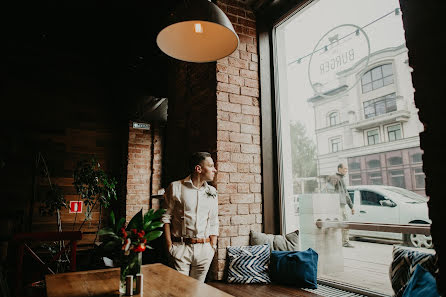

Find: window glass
<box><xmin>348</xmin><ymin>190</ymin><xmax>355</xmax><ymax>203</ymax></box>
<box><xmin>274</xmin><ymin>0</ymin><xmax>427</xmax><ymax>294</ymax></box>
<box><xmin>412</xmin><ymin>153</ymin><xmax>422</xmax><ymax>163</ymax></box>
<box><xmin>368</xmin><ymin>172</ymin><xmax>383</xmax><ymax>184</ymax></box>
<box><xmin>388</xmin><ymin>156</ymin><xmax>403</xmax><ymax>166</ymax></box>
<box><xmin>387</xmin><ymin>124</ymin><xmax>402</xmax><ymax>141</ymax></box>
<box><xmin>361</xmin><ymin>190</ymin><xmax>385</xmax><ymax>206</ymax></box>
<box><xmin>350</xmin><ymin>174</ymin><xmax>362</xmax><ymax>185</ymax></box>
<box><xmin>363</xmin><ymin>93</ymin><xmax>396</xmax><ymax>118</ymax></box>
<box><xmin>382</xmin><ymin>64</ymin><xmax>393</xmax><ymax>77</ymax></box>
<box><xmin>367</xmin><ymin>129</ymin><xmax>379</xmax><ymax>145</ymax></box>
<box><xmin>414</xmin><ymin>167</ymin><xmax>426</xmax><ymax>188</ymax></box>
<box><xmin>367</xmin><ymin>159</ymin><xmax>381</xmax><ymax>169</ymax></box>
<box><xmin>361</xmin><ymin>64</ymin><xmax>394</xmax><ymax>93</ymax></box>
<box><xmin>348</xmin><ymin>161</ymin><xmax>361</xmax><ymax>171</ymax></box>
<box><xmin>389</xmin><ymin>170</ymin><xmax>405</xmax><ymax>188</ymax></box>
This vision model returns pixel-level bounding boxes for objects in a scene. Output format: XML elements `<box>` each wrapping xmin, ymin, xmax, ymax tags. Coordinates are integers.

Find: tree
<box><xmin>289</xmin><ymin>121</ymin><xmax>317</xmax><ymax>193</ymax></box>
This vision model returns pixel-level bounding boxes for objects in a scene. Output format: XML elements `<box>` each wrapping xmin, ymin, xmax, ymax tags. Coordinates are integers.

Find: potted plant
<box><xmin>73</xmin><ymin>157</ymin><xmax>117</xmax><ymax>241</ymax></box>
<box><xmin>98</xmin><ymin>208</ymin><xmax>165</xmax><ymax>294</ymax></box>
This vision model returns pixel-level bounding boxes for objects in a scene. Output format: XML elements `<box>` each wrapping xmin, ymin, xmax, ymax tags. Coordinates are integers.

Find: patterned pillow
<box><xmin>226</xmin><ymin>244</ymin><xmax>271</xmax><ymax>284</ymax></box>
<box><xmin>390</xmin><ymin>245</ymin><xmax>437</xmax><ymax>297</ymax></box>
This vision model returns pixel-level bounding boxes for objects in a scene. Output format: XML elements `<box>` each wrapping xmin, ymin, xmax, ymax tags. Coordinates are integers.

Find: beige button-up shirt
<box><xmin>161</xmin><ymin>176</ymin><xmax>219</xmax><ymax>238</ymax></box>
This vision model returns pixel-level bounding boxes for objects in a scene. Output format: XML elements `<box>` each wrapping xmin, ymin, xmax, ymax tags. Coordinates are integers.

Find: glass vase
<box><xmin>119</xmin><ymin>252</ymin><xmax>142</xmax><ymax>295</ymax></box>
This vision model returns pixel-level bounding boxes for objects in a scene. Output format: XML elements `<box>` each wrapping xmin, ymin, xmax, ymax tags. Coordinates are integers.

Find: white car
<box><xmin>346</xmin><ymin>185</ymin><xmax>432</xmax><ymax>248</ymax></box>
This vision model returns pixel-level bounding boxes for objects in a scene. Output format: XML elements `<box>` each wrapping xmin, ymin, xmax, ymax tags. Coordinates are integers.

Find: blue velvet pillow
<box><xmin>270</xmin><ymin>248</ymin><xmax>318</xmax><ymax>289</ymax></box>
<box><xmin>402</xmin><ymin>265</ymin><xmax>439</xmax><ymax>297</ymax></box>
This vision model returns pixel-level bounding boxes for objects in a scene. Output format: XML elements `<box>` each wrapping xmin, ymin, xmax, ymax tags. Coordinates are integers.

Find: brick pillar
<box><xmin>212</xmin><ymin>0</ymin><xmax>261</xmax><ymax>280</ymax></box>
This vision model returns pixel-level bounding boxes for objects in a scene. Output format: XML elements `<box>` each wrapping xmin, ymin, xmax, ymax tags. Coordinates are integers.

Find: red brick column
<box><xmin>126</xmin><ymin>123</ymin><xmax>163</xmax><ymax>221</ymax></box>
<box><xmin>213</xmin><ymin>0</ymin><xmax>261</xmax><ymax>280</ymax></box>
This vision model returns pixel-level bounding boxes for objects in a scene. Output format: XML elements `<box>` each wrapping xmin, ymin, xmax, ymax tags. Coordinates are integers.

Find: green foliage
<box><xmin>97</xmin><ymin>208</ymin><xmax>166</xmax><ymax>262</ymax></box>
<box><xmin>39</xmin><ymin>185</ymin><xmax>68</xmax><ymax>216</ymax></box>
<box><xmin>289</xmin><ymin>121</ymin><xmax>317</xmax><ymax>178</ymax></box>
<box><xmin>73</xmin><ymin>157</ymin><xmax>117</xmax><ymax>209</ymax></box>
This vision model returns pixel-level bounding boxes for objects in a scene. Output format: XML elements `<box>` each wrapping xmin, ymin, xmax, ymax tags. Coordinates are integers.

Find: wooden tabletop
<box><xmin>45</xmin><ymin>263</ymin><xmax>234</xmax><ymax>297</ymax></box>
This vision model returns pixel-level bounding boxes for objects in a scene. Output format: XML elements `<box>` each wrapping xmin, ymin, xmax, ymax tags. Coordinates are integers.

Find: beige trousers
<box><xmin>169</xmin><ymin>242</ymin><xmax>215</xmax><ymax>282</ymax></box>
<box><xmin>341</xmin><ymin>205</ymin><xmax>350</xmax><ymax>245</ymax></box>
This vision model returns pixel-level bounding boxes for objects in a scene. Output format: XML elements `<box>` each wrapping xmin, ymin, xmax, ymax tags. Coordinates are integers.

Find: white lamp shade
<box><xmin>156</xmin><ymin>0</ymin><xmax>239</xmax><ymax>63</ymax></box>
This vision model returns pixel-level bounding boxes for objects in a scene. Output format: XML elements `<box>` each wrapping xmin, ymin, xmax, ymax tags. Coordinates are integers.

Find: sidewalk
<box><xmin>318</xmin><ymin>240</ymin><xmax>434</xmax><ymax>296</ymax></box>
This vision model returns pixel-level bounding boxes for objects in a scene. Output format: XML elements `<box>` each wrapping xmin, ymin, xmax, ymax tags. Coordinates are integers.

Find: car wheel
<box><xmin>403</xmin><ymin>233</ymin><xmax>433</xmax><ymax>249</ymax></box>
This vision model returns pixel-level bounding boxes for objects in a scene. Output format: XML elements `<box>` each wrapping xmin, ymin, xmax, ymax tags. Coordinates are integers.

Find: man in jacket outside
<box><xmin>328</xmin><ymin>163</ymin><xmax>355</xmax><ymax>248</ymax></box>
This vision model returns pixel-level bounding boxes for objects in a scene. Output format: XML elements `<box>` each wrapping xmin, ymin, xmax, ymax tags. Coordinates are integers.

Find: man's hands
<box><xmin>210</xmin><ymin>235</ymin><xmax>217</xmax><ymax>251</ymax></box>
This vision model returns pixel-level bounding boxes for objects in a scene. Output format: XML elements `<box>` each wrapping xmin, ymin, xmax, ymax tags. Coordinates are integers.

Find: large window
<box><xmin>363</xmin><ymin>93</ymin><xmax>397</xmax><ymax>119</ymax></box>
<box><xmin>366</xmin><ymin>128</ymin><xmax>379</xmax><ymax>145</ymax></box>
<box><xmin>328</xmin><ymin>111</ymin><xmax>339</xmax><ymax>126</ymax></box>
<box><xmin>387</xmin><ymin>123</ymin><xmax>402</xmax><ymax>141</ymax></box>
<box><xmin>361</xmin><ymin>64</ymin><xmax>394</xmax><ymax>93</ymax></box>
<box><xmin>273</xmin><ymin>0</ymin><xmax>428</xmax><ymax>294</ymax></box>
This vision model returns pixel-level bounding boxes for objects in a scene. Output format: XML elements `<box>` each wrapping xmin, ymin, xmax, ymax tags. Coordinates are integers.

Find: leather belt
<box><xmin>172</xmin><ymin>237</ymin><xmax>210</xmax><ymax>244</ymax></box>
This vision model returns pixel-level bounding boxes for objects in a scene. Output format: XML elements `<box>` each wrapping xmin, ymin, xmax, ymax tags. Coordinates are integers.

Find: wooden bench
<box><xmin>208</xmin><ymin>281</ymin><xmax>321</xmax><ymax>297</ymax></box>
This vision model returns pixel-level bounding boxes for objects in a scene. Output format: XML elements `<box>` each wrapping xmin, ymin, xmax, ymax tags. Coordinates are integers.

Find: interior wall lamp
<box><xmin>156</xmin><ymin>0</ymin><xmax>239</xmax><ymax>63</ymax></box>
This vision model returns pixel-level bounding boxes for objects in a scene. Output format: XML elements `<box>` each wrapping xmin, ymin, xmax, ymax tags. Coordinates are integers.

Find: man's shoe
<box><xmin>343</xmin><ymin>243</ymin><xmax>354</xmax><ymax>248</ymax></box>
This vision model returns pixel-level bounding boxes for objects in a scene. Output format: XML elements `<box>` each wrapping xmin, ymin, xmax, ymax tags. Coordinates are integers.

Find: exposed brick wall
<box><xmin>212</xmin><ymin>0</ymin><xmax>261</xmax><ymax>280</ymax></box>
<box><xmin>126</xmin><ymin>122</ymin><xmax>163</xmax><ymax>221</ymax></box>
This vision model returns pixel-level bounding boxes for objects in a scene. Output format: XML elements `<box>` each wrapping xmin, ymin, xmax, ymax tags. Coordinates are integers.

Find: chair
<box><xmin>13</xmin><ymin>231</ymin><xmax>82</xmax><ymax>297</ymax></box>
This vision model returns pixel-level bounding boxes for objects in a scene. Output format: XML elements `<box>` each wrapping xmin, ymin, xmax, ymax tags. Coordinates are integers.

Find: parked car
<box><xmin>346</xmin><ymin>185</ymin><xmax>432</xmax><ymax>248</ymax></box>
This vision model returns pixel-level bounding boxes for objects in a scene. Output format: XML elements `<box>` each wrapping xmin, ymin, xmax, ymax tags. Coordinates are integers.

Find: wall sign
<box><xmin>69</xmin><ymin>201</ymin><xmax>83</xmax><ymax>213</ymax></box>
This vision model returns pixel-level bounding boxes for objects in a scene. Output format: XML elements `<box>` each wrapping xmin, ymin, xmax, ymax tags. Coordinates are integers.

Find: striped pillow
<box><xmin>226</xmin><ymin>244</ymin><xmax>271</xmax><ymax>284</ymax></box>
<box><xmin>390</xmin><ymin>245</ymin><xmax>437</xmax><ymax>297</ymax></box>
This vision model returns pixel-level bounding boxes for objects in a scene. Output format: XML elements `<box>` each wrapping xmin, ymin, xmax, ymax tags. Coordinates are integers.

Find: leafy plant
<box><xmin>39</xmin><ymin>185</ymin><xmax>68</xmax><ymax>217</ymax></box>
<box><xmin>73</xmin><ymin>157</ymin><xmax>117</xmax><ymax>210</ymax></box>
<box><xmin>97</xmin><ymin>208</ymin><xmax>165</xmax><ymax>276</ymax></box>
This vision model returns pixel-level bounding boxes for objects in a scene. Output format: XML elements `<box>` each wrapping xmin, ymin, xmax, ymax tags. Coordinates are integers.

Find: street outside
<box><xmin>319</xmin><ymin>239</ymin><xmax>435</xmax><ymax>296</ymax></box>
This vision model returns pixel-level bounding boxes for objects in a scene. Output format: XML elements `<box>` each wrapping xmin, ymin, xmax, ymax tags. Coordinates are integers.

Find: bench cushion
<box><xmin>227</xmin><ymin>244</ymin><xmax>271</xmax><ymax>284</ymax></box>
<box><xmin>390</xmin><ymin>245</ymin><xmax>437</xmax><ymax>297</ymax></box>
<box><xmin>250</xmin><ymin>230</ymin><xmax>299</xmax><ymax>251</ymax></box>
<box><xmin>402</xmin><ymin>264</ymin><xmax>439</xmax><ymax>297</ymax></box>
<box><xmin>270</xmin><ymin>248</ymin><xmax>318</xmax><ymax>289</ymax></box>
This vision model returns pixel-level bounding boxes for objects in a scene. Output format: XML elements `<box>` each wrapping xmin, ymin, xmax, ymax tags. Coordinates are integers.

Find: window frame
<box><xmin>328</xmin><ymin>111</ymin><xmax>339</xmax><ymax>127</ymax></box>
<box><xmin>329</xmin><ymin>136</ymin><xmax>342</xmax><ymax>153</ymax></box>
<box><xmin>365</xmin><ymin>127</ymin><xmax>380</xmax><ymax>145</ymax></box>
<box><xmin>386</xmin><ymin>123</ymin><xmax>403</xmax><ymax>141</ymax></box>
<box><xmin>361</xmin><ymin>63</ymin><xmax>394</xmax><ymax>94</ymax></box>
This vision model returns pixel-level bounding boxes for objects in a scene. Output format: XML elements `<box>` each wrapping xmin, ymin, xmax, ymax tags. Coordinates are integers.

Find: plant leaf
<box><xmin>98</xmin><ymin>227</ymin><xmax>115</xmax><ymax>236</ymax></box>
<box><xmin>110</xmin><ymin>211</ymin><xmax>115</xmax><ymax>228</ymax></box>
<box><xmin>145</xmin><ymin>230</ymin><xmax>163</xmax><ymax>242</ymax></box>
<box><xmin>127</xmin><ymin>209</ymin><xmax>143</xmax><ymax>230</ymax></box>
<box><xmin>149</xmin><ymin>221</ymin><xmax>163</xmax><ymax>230</ymax></box>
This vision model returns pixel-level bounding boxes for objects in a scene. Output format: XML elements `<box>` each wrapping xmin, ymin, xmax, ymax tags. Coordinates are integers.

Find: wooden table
<box><xmin>45</xmin><ymin>263</ymin><xmax>234</xmax><ymax>297</ymax></box>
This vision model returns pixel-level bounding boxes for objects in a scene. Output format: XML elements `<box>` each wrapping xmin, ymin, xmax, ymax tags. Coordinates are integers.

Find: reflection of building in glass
<box><xmin>308</xmin><ymin>44</ymin><xmax>425</xmax><ymax>195</ymax></box>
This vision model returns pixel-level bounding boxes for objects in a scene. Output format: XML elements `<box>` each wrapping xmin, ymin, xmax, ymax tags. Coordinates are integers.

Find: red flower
<box><xmin>141</xmin><ymin>238</ymin><xmax>147</xmax><ymax>244</ymax></box>
<box><xmin>131</xmin><ymin>229</ymin><xmax>137</xmax><ymax>234</ymax></box>
<box><xmin>133</xmin><ymin>243</ymin><xmax>146</xmax><ymax>252</ymax></box>
<box><xmin>138</xmin><ymin>230</ymin><xmax>145</xmax><ymax>238</ymax></box>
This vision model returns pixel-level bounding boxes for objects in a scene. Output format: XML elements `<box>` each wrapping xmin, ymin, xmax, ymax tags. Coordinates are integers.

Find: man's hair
<box><xmin>338</xmin><ymin>163</ymin><xmax>344</xmax><ymax>170</ymax></box>
<box><xmin>189</xmin><ymin>152</ymin><xmax>211</xmax><ymax>174</ymax></box>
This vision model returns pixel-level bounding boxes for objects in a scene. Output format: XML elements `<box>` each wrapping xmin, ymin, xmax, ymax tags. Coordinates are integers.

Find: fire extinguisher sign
<box><xmin>69</xmin><ymin>201</ymin><xmax>83</xmax><ymax>213</ymax></box>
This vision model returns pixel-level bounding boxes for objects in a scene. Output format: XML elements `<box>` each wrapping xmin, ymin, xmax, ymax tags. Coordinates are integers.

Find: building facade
<box><xmin>308</xmin><ymin>44</ymin><xmax>425</xmax><ymax>195</ymax></box>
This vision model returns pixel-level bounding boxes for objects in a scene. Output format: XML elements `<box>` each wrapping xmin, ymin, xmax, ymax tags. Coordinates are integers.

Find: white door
<box><xmin>350</xmin><ymin>189</ymin><xmax>400</xmax><ymax>240</ymax></box>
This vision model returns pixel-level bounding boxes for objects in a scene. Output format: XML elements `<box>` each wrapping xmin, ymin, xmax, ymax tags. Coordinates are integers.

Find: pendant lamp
<box><xmin>156</xmin><ymin>0</ymin><xmax>239</xmax><ymax>63</ymax></box>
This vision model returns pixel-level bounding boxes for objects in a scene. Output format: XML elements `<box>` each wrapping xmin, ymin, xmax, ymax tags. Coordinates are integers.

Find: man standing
<box><xmin>328</xmin><ymin>163</ymin><xmax>355</xmax><ymax>248</ymax></box>
<box><xmin>162</xmin><ymin>152</ymin><xmax>218</xmax><ymax>282</ymax></box>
